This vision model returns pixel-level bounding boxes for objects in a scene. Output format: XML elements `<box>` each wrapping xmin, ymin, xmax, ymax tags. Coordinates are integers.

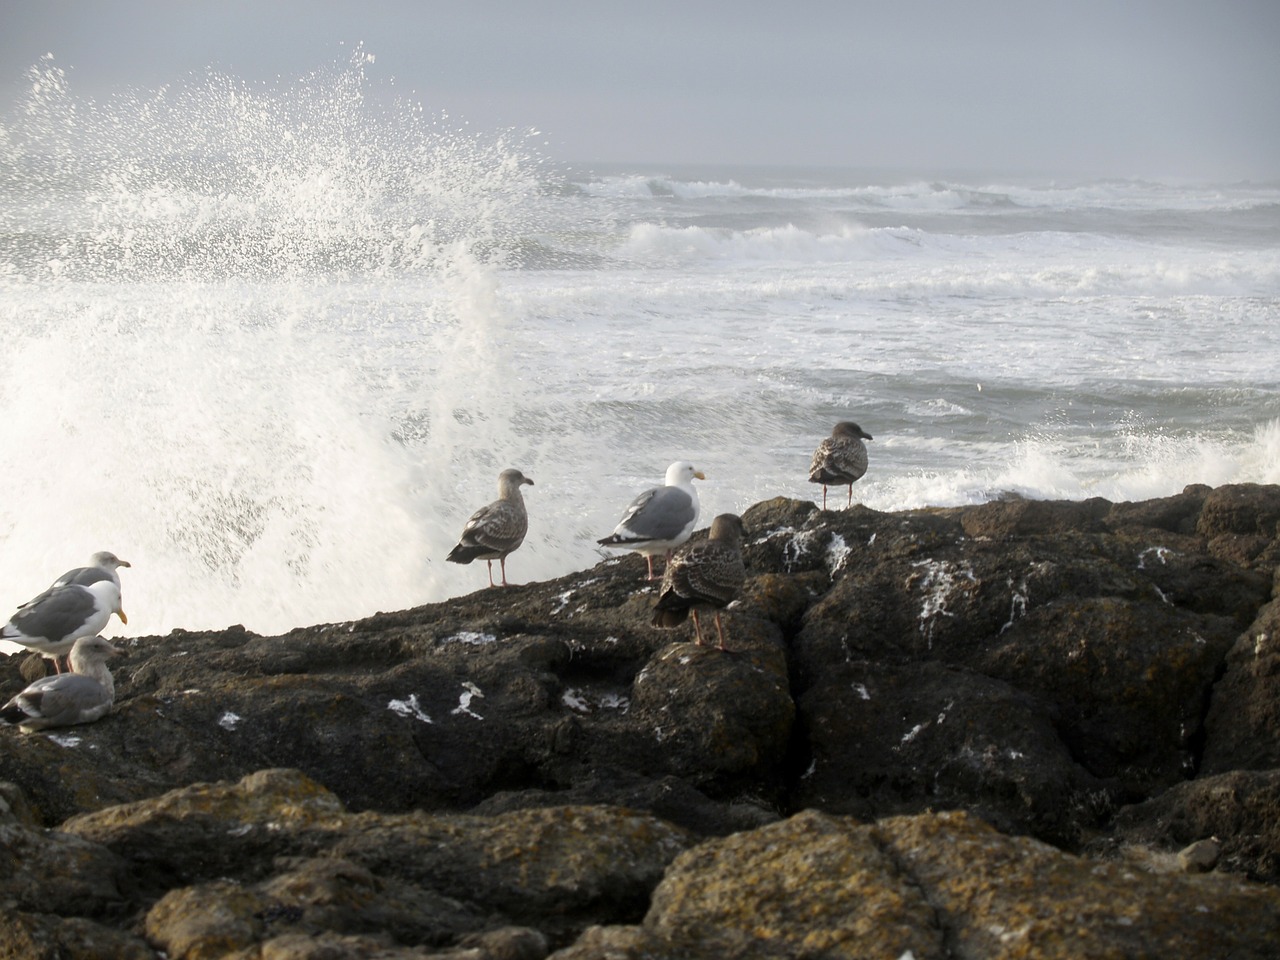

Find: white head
<box><xmin>665</xmin><ymin>461</ymin><xmax>706</xmax><ymax>487</ymax></box>
<box><xmin>85</xmin><ymin>579</ymin><xmax>126</xmax><ymax>621</ymax></box>
<box><xmin>90</xmin><ymin>551</ymin><xmax>131</xmax><ymax>571</ymax></box>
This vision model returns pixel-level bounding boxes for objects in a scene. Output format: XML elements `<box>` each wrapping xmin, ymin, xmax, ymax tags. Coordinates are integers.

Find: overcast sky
<box><xmin>3</xmin><ymin>0</ymin><xmax>1278</xmax><ymax>180</ymax></box>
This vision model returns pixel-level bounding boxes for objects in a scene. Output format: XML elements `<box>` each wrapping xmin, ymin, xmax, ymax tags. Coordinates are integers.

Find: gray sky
<box><xmin>3</xmin><ymin>0</ymin><xmax>1279</xmax><ymax>179</ymax></box>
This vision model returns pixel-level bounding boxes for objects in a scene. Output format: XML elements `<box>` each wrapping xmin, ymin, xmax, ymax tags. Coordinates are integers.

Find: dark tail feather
<box><xmin>446</xmin><ymin>543</ymin><xmax>482</xmax><ymax>565</ymax></box>
<box><xmin>0</xmin><ymin>704</ymin><xmax>29</xmax><ymax>725</ymax></box>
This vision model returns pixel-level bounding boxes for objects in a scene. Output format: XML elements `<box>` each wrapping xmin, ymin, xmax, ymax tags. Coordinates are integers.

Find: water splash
<box><xmin>0</xmin><ymin>51</ymin><xmax>556</xmax><ymax>636</ymax></box>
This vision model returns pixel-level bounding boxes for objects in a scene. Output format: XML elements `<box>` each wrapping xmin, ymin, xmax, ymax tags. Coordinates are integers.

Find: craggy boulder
<box><xmin>1201</xmin><ymin>592</ymin><xmax>1280</xmax><ymax>774</ymax></box>
<box><xmin>792</xmin><ymin>659</ymin><xmax>1108</xmax><ymax>845</ymax></box>
<box><xmin>1109</xmin><ymin>768</ymin><xmax>1280</xmax><ymax>883</ymax></box>
<box><xmin>551</xmin><ymin>809</ymin><xmax>1280</xmax><ymax>959</ymax></box>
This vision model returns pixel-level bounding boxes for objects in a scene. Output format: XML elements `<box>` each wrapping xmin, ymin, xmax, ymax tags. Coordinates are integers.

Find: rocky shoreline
<box><xmin>3</xmin><ymin>483</ymin><xmax>1280</xmax><ymax>958</ymax></box>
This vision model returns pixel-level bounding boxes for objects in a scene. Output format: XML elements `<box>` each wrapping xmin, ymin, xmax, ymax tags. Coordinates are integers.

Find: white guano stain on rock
<box><xmin>388</xmin><ymin>694</ymin><xmax>433</xmax><ymax>724</ymax></box>
<box><xmin>452</xmin><ymin>681</ymin><xmax>484</xmax><ymax>719</ymax></box>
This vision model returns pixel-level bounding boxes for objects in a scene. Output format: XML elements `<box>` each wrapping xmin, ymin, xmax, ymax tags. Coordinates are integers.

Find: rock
<box><xmin>961</xmin><ymin>496</ymin><xmax>1112</xmax><ymax>537</ymax></box>
<box><xmin>146</xmin><ymin>880</ymin><xmax>266</xmax><ymax>960</ymax></box>
<box><xmin>1179</xmin><ymin>837</ymin><xmax>1223</xmax><ymax>873</ymax></box>
<box><xmin>143</xmin><ymin>861</ymin><xmax>485</xmax><ymax>959</ymax></box>
<box><xmin>0</xmin><ymin>912</ymin><xmax>154</xmax><ymax>960</ymax></box>
<box><xmin>65</xmin><ymin>769</ymin><xmax>692</xmax><ymax>952</ymax></box>
<box><xmin>1201</xmin><ymin>597</ymin><xmax>1280</xmax><ymax>774</ymax></box>
<box><xmin>1108</xmin><ymin>769</ymin><xmax>1280</xmax><ymax>882</ymax></box>
<box><xmin>642</xmin><ymin>809</ymin><xmax>941</xmax><ymax>960</ymax></box>
<box><xmin>627</xmin><ymin>635</ymin><xmax>793</xmax><ymax>788</ymax></box>
<box><xmin>0</xmin><ymin>820</ymin><xmax>130</xmax><ymax>917</ymax></box>
<box><xmin>0</xmin><ymin>484</ymin><xmax>1278</xmax><ymax>956</ymax></box>
<box><xmin>1106</xmin><ymin>485</ymin><xmax>1210</xmax><ymax>535</ymax></box>
<box><xmin>564</xmin><ymin>809</ymin><xmax>1280</xmax><ymax>960</ymax></box>
<box><xmin>1196</xmin><ymin>483</ymin><xmax>1280</xmax><ymax>568</ymax></box>
<box><xmin>792</xmin><ymin>659</ymin><xmax>1109</xmax><ymax>846</ymax></box>
<box><xmin>880</xmin><ymin>809</ymin><xmax>1280</xmax><ymax>960</ymax></box>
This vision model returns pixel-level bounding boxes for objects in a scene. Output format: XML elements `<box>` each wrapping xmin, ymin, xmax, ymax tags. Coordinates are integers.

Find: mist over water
<box><xmin>2</xmin><ymin>54</ymin><xmax>1278</xmax><ymax>637</ymax></box>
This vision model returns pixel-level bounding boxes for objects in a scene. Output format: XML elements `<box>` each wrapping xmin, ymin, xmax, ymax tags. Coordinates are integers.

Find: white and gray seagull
<box><xmin>598</xmin><ymin>461</ymin><xmax>705</xmax><ymax>580</ymax></box>
<box><xmin>0</xmin><ymin>634</ymin><xmax>120</xmax><ymax>732</ymax></box>
<box><xmin>2</xmin><ymin>579</ymin><xmax>125</xmax><ymax>674</ymax></box>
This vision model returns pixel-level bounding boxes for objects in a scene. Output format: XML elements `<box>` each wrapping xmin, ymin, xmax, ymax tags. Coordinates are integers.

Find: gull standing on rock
<box><xmin>2</xmin><ymin>578</ymin><xmax>125</xmax><ymax>674</ymax></box>
<box><xmin>598</xmin><ymin>461</ymin><xmax>705</xmax><ymax>580</ymax></box>
<box><xmin>809</xmin><ymin>421</ymin><xmax>873</xmax><ymax>510</ymax></box>
<box><xmin>652</xmin><ymin>513</ymin><xmax>747</xmax><ymax>651</ymax></box>
<box><xmin>447</xmin><ymin>468</ymin><xmax>534</xmax><ymax>588</ymax></box>
<box><xmin>0</xmin><ymin>635</ymin><xmax>120</xmax><ymax>732</ymax></box>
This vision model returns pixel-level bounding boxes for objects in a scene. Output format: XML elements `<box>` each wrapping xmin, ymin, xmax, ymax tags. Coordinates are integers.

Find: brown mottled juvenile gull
<box><xmin>651</xmin><ymin>513</ymin><xmax>747</xmax><ymax>651</ymax></box>
<box><xmin>808</xmin><ymin>421</ymin><xmax>873</xmax><ymax>509</ymax></box>
<box><xmin>0</xmin><ymin>634</ymin><xmax>119</xmax><ymax>732</ymax></box>
<box><xmin>447</xmin><ymin>468</ymin><xmax>534</xmax><ymax>588</ymax></box>
<box><xmin>598</xmin><ymin>461</ymin><xmax>705</xmax><ymax>580</ymax></box>
<box><xmin>2</xmin><ymin>579</ymin><xmax>124</xmax><ymax>674</ymax></box>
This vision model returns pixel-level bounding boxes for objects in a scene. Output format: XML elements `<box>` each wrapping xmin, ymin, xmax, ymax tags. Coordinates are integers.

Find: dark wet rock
<box><xmin>1196</xmin><ymin>482</ymin><xmax>1280</xmax><ymax>568</ymax></box>
<box><xmin>1108</xmin><ymin>769</ymin><xmax>1280</xmax><ymax>883</ymax></box>
<box><xmin>0</xmin><ymin>912</ymin><xmax>155</xmax><ymax>960</ymax></box>
<box><xmin>1105</xmin><ymin>484</ymin><xmax>1212</xmax><ymax>535</ymax></box>
<box><xmin>1201</xmin><ymin>594</ymin><xmax>1280</xmax><ymax>774</ymax></box>
<box><xmin>960</xmin><ymin>495</ymin><xmax>1113</xmax><ymax>537</ymax></box>
<box><xmin>0</xmin><ymin>820</ymin><xmax>130</xmax><ymax>918</ymax></box>
<box><xmin>0</xmin><ymin>483</ymin><xmax>1279</xmax><ymax>958</ymax></box>
<box><xmin>792</xmin><ymin>659</ymin><xmax>1108</xmax><ymax>847</ymax></box>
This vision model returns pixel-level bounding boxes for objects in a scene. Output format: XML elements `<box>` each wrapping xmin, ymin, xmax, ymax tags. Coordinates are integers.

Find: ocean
<box><xmin>2</xmin><ymin>56</ymin><xmax>1278</xmax><ymax>638</ymax></box>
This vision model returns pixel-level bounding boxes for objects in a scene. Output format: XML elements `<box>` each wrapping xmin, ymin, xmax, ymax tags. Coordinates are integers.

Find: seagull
<box><xmin>18</xmin><ymin>550</ymin><xmax>131</xmax><ymax>619</ymax></box>
<box><xmin>2</xmin><ymin>579</ymin><xmax>124</xmax><ymax>673</ymax></box>
<box><xmin>0</xmin><ymin>635</ymin><xmax>119</xmax><ymax>732</ymax></box>
<box><xmin>446</xmin><ymin>468</ymin><xmax>534</xmax><ymax>588</ymax></box>
<box><xmin>651</xmin><ymin>513</ymin><xmax>747</xmax><ymax>651</ymax></box>
<box><xmin>598</xmin><ymin>461</ymin><xmax>705</xmax><ymax>580</ymax></box>
<box><xmin>808</xmin><ymin>421</ymin><xmax>873</xmax><ymax>509</ymax></box>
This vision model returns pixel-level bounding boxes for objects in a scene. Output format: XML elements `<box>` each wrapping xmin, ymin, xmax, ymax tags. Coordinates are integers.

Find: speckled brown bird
<box><xmin>651</xmin><ymin>513</ymin><xmax>747</xmax><ymax>651</ymax></box>
<box><xmin>446</xmin><ymin>468</ymin><xmax>534</xmax><ymax>588</ymax></box>
<box><xmin>808</xmin><ymin>421</ymin><xmax>872</xmax><ymax>509</ymax></box>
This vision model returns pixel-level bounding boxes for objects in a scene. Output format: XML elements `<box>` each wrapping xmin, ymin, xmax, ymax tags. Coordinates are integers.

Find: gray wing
<box><xmin>612</xmin><ymin>486</ymin><xmax>694</xmax><ymax>543</ymax></box>
<box><xmin>16</xmin><ymin>565</ymin><xmax>109</xmax><ymax>610</ymax></box>
<box><xmin>57</xmin><ymin>566</ymin><xmax>114</xmax><ymax>589</ymax></box>
<box><xmin>5</xmin><ymin>586</ymin><xmax>98</xmax><ymax>642</ymax></box>
<box><xmin>4</xmin><ymin>674</ymin><xmax>112</xmax><ymax>730</ymax></box>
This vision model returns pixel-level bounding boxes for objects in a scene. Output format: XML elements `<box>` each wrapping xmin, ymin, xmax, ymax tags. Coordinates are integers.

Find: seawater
<box><xmin>2</xmin><ymin>54</ymin><xmax>1278</xmax><ymax>638</ymax></box>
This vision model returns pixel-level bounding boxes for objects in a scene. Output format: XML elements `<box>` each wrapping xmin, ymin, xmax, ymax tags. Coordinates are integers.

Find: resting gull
<box><xmin>0</xmin><ymin>634</ymin><xmax>119</xmax><ymax>732</ymax></box>
<box><xmin>652</xmin><ymin>513</ymin><xmax>747</xmax><ymax>651</ymax></box>
<box><xmin>1</xmin><ymin>579</ymin><xmax>124</xmax><ymax>673</ymax></box>
<box><xmin>447</xmin><ymin>468</ymin><xmax>534</xmax><ymax>588</ymax></box>
<box><xmin>808</xmin><ymin>421</ymin><xmax>873</xmax><ymax>509</ymax></box>
<box><xmin>598</xmin><ymin>461</ymin><xmax>705</xmax><ymax>580</ymax></box>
